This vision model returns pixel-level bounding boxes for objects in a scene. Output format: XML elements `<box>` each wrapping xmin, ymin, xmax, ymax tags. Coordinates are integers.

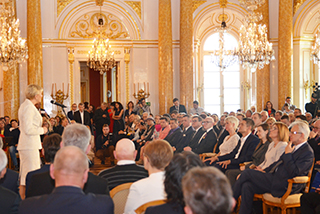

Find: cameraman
<box><xmin>95</xmin><ymin>124</ymin><xmax>115</xmax><ymax>166</ymax></box>
<box><xmin>133</xmin><ymin>98</ymin><xmax>151</xmax><ymax>117</ymax></box>
<box><xmin>305</xmin><ymin>93</ymin><xmax>318</xmax><ymax>118</ymax></box>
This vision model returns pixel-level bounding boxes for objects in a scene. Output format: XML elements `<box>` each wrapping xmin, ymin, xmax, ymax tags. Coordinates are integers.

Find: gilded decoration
<box><xmin>193</xmin><ymin>0</ymin><xmax>206</xmax><ymax>13</ymax></box>
<box><xmin>69</xmin><ymin>12</ymin><xmax>129</xmax><ymax>39</ymax></box>
<box><xmin>293</xmin><ymin>0</ymin><xmax>307</xmax><ymax>15</ymax></box>
<box><xmin>57</xmin><ymin>0</ymin><xmax>73</xmax><ymax>16</ymax></box>
<box><xmin>219</xmin><ymin>0</ymin><xmax>227</xmax><ymax>8</ymax></box>
<box><xmin>124</xmin><ymin>1</ymin><xmax>141</xmax><ymax>19</ymax></box>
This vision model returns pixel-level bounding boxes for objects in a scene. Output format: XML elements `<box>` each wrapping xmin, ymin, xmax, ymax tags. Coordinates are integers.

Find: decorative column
<box><xmin>67</xmin><ymin>47</ymin><xmax>74</xmax><ymax>104</ymax></box>
<box><xmin>180</xmin><ymin>0</ymin><xmax>193</xmax><ymax>112</ymax></box>
<box><xmin>278</xmin><ymin>0</ymin><xmax>292</xmax><ymax>109</ymax></box>
<box><xmin>256</xmin><ymin>1</ymin><xmax>270</xmax><ymax>112</ymax></box>
<box><xmin>4</xmin><ymin>0</ymin><xmax>19</xmax><ymax>119</ymax></box>
<box><xmin>158</xmin><ymin>0</ymin><xmax>173</xmax><ymax>114</ymax></box>
<box><xmin>27</xmin><ymin>0</ymin><xmax>43</xmax><ymax>87</ymax></box>
<box><xmin>124</xmin><ymin>47</ymin><xmax>130</xmax><ymax>103</ymax></box>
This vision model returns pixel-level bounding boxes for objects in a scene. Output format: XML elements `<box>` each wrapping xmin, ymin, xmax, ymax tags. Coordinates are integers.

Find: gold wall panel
<box><xmin>159</xmin><ymin>0</ymin><xmax>173</xmax><ymax>114</ymax></box>
<box><xmin>70</xmin><ymin>12</ymin><xmax>129</xmax><ymax>39</ymax></box>
<box><xmin>4</xmin><ymin>65</ymin><xmax>19</xmax><ymax>119</ymax></box>
<box><xmin>180</xmin><ymin>0</ymin><xmax>193</xmax><ymax>111</ymax></box>
<box><xmin>193</xmin><ymin>0</ymin><xmax>206</xmax><ymax>13</ymax></box>
<box><xmin>124</xmin><ymin>1</ymin><xmax>141</xmax><ymax>19</ymax></box>
<box><xmin>256</xmin><ymin>0</ymin><xmax>270</xmax><ymax>112</ymax></box>
<box><xmin>57</xmin><ymin>0</ymin><xmax>73</xmax><ymax>16</ymax></box>
<box><xmin>27</xmin><ymin>0</ymin><xmax>43</xmax><ymax>87</ymax></box>
<box><xmin>278</xmin><ymin>0</ymin><xmax>293</xmax><ymax>109</ymax></box>
<box><xmin>293</xmin><ymin>0</ymin><xmax>307</xmax><ymax>15</ymax></box>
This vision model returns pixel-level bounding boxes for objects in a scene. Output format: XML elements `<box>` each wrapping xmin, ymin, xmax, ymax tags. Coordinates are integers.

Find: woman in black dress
<box><xmin>125</xmin><ymin>101</ymin><xmax>135</xmax><ymax>117</ymax></box>
<box><xmin>112</xmin><ymin>102</ymin><xmax>125</xmax><ymax>144</ymax></box>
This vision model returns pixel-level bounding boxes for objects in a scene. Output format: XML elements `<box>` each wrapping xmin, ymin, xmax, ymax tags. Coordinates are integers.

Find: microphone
<box><xmin>50</xmin><ymin>100</ymin><xmax>67</xmax><ymax>108</ymax></box>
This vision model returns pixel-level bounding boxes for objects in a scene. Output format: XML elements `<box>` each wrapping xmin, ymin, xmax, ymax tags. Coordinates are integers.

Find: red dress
<box><xmin>108</xmin><ymin>109</ymin><xmax>114</xmax><ymax>133</ymax></box>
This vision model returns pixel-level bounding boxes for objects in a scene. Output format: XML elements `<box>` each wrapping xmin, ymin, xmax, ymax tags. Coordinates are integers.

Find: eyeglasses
<box><xmin>202</xmin><ymin>121</ymin><xmax>212</xmax><ymax>124</ymax></box>
<box><xmin>290</xmin><ymin>131</ymin><xmax>302</xmax><ymax>135</ymax></box>
<box><xmin>270</xmin><ymin>127</ymin><xmax>277</xmax><ymax>131</ymax></box>
<box><xmin>312</xmin><ymin>126</ymin><xmax>320</xmax><ymax>130</ymax></box>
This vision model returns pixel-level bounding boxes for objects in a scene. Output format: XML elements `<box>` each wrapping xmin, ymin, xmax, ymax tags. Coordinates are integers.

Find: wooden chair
<box><xmin>135</xmin><ymin>199</ymin><xmax>167</xmax><ymax>214</ymax></box>
<box><xmin>262</xmin><ymin>161</ymin><xmax>314</xmax><ymax>214</ymax></box>
<box><xmin>199</xmin><ymin>143</ymin><xmax>218</xmax><ymax>161</ymax></box>
<box><xmin>109</xmin><ymin>183</ymin><xmax>133</xmax><ymax>214</ymax></box>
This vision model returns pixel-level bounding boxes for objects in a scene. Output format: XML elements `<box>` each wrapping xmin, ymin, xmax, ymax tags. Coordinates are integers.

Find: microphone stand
<box><xmin>61</xmin><ymin>107</ymin><xmax>71</xmax><ymax>124</ymax></box>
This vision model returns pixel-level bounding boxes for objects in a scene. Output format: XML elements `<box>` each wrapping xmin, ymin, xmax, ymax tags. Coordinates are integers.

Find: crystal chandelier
<box><xmin>0</xmin><ymin>1</ymin><xmax>28</xmax><ymax>71</ymax></box>
<box><xmin>211</xmin><ymin>8</ymin><xmax>238</xmax><ymax>70</ymax></box>
<box><xmin>87</xmin><ymin>3</ymin><xmax>115</xmax><ymax>75</ymax></box>
<box><xmin>235</xmin><ymin>0</ymin><xmax>275</xmax><ymax>72</ymax></box>
<box><xmin>311</xmin><ymin>27</ymin><xmax>320</xmax><ymax>65</ymax></box>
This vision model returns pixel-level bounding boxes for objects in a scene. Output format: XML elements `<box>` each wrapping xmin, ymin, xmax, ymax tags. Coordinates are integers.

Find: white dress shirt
<box><xmin>80</xmin><ymin>111</ymin><xmax>84</xmax><ymax>124</ymax></box>
<box><xmin>124</xmin><ymin>171</ymin><xmax>166</xmax><ymax>214</ymax></box>
<box><xmin>234</xmin><ymin>133</ymin><xmax>250</xmax><ymax>159</ymax></box>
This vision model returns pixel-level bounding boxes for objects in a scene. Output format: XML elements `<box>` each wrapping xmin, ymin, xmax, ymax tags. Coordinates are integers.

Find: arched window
<box><xmin>202</xmin><ymin>33</ymin><xmax>241</xmax><ymax>115</ymax></box>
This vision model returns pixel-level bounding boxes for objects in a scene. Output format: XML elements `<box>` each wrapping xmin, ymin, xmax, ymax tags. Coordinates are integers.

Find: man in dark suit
<box><xmin>176</xmin><ymin>115</ymin><xmax>195</xmax><ymax>152</ymax></box>
<box><xmin>98</xmin><ymin>139</ymin><xmax>148</xmax><ymax>190</ymax></box>
<box><xmin>183</xmin><ymin>115</ymin><xmax>205</xmax><ymax>152</ymax></box>
<box><xmin>73</xmin><ymin>103</ymin><xmax>91</xmax><ymax>127</ymax></box>
<box><xmin>94</xmin><ymin>102</ymin><xmax>110</xmax><ymax>138</ymax></box>
<box><xmin>67</xmin><ymin>103</ymin><xmax>77</xmax><ymax>121</ymax></box>
<box><xmin>308</xmin><ymin>119</ymin><xmax>320</xmax><ymax>187</ymax></box>
<box><xmin>26</xmin><ymin>134</ymin><xmax>61</xmax><ymax>193</ymax></box>
<box><xmin>233</xmin><ymin>121</ymin><xmax>314</xmax><ymax>214</ymax></box>
<box><xmin>164</xmin><ymin>118</ymin><xmax>183</xmax><ymax>149</ymax></box>
<box><xmin>169</xmin><ymin>98</ymin><xmax>187</xmax><ymax>114</ymax></box>
<box><xmin>206</xmin><ymin>118</ymin><xmax>259</xmax><ymax>173</ymax></box>
<box><xmin>26</xmin><ymin>124</ymin><xmax>109</xmax><ymax>198</ymax></box>
<box><xmin>0</xmin><ymin>149</ymin><xmax>20</xmax><ymax>214</ymax></box>
<box><xmin>20</xmin><ymin>146</ymin><xmax>114</xmax><ymax>214</ymax></box>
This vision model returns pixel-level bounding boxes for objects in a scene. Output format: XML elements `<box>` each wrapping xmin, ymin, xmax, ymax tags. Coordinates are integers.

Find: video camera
<box><xmin>312</xmin><ymin>82</ymin><xmax>320</xmax><ymax>117</ymax></box>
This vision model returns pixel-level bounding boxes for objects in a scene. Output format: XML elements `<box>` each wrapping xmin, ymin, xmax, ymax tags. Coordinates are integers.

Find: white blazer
<box><xmin>17</xmin><ymin>99</ymin><xmax>44</xmax><ymax>151</ymax></box>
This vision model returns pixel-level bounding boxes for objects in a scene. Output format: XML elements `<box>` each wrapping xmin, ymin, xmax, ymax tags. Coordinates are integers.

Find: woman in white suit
<box><xmin>17</xmin><ymin>84</ymin><xmax>47</xmax><ymax>198</ymax></box>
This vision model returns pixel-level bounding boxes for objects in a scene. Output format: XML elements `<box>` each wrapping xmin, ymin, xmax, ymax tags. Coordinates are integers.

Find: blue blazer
<box><xmin>265</xmin><ymin>143</ymin><xmax>314</xmax><ymax>197</ymax></box>
<box><xmin>20</xmin><ymin>186</ymin><xmax>114</xmax><ymax>214</ymax></box>
<box><xmin>218</xmin><ymin>133</ymin><xmax>260</xmax><ymax>165</ymax></box>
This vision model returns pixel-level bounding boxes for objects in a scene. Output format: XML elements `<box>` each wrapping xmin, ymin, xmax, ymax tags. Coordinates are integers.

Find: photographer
<box><xmin>95</xmin><ymin>124</ymin><xmax>115</xmax><ymax>166</ymax></box>
<box><xmin>305</xmin><ymin>93</ymin><xmax>318</xmax><ymax>118</ymax></box>
<box><xmin>133</xmin><ymin>98</ymin><xmax>151</xmax><ymax>117</ymax></box>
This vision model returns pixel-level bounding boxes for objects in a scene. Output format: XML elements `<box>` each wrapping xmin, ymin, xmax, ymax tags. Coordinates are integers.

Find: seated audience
<box><xmin>217</xmin><ymin>116</ymin><xmax>240</xmax><ymax>156</ymax></box>
<box><xmin>294</xmin><ymin>108</ymin><xmax>302</xmax><ymax>118</ymax></box>
<box><xmin>206</xmin><ymin>118</ymin><xmax>259</xmax><ymax>173</ymax></box>
<box><xmin>6</xmin><ymin>119</ymin><xmax>20</xmax><ymax>171</ymax></box>
<box><xmin>176</xmin><ymin>115</ymin><xmax>194</xmax><ymax>152</ymax></box>
<box><xmin>265</xmin><ymin>117</ymin><xmax>276</xmax><ymax>127</ymax></box>
<box><xmin>98</xmin><ymin>139</ymin><xmax>148</xmax><ymax>190</ymax></box>
<box><xmin>281</xmin><ymin>96</ymin><xmax>296</xmax><ymax>112</ymax></box>
<box><xmin>159</xmin><ymin>116</ymin><xmax>171</xmax><ymax>140</ymax></box>
<box><xmin>26</xmin><ymin>134</ymin><xmax>61</xmax><ymax>195</ymax></box>
<box><xmin>252</xmin><ymin>112</ymin><xmax>262</xmax><ymax>135</ymax></box>
<box><xmin>164</xmin><ymin>118</ymin><xmax>183</xmax><ymax>150</ymax></box>
<box><xmin>182</xmin><ymin>167</ymin><xmax>234</xmax><ymax>214</ymax></box>
<box><xmin>20</xmin><ymin>146</ymin><xmax>114</xmax><ymax>214</ymax></box>
<box><xmin>245</xmin><ymin>109</ymin><xmax>253</xmax><ymax>118</ymax></box>
<box><xmin>0</xmin><ymin>148</ymin><xmax>21</xmax><ymax>214</ymax></box>
<box><xmin>280</xmin><ymin>114</ymin><xmax>291</xmax><ymax>127</ymax></box>
<box><xmin>260</xmin><ymin>111</ymin><xmax>269</xmax><ymax>123</ymax></box>
<box><xmin>183</xmin><ymin>116</ymin><xmax>205</xmax><ymax>152</ymax></box>
<box><xmin>308</xmin><ymin>119</ymin><xmax>320</xmax><ymax>186</ymax></box>
<box><xmin>124</xmin><ymin>139</ymin><xmax>173</xmax><ymax>213</ymax></box>
<box><xmin>264</xmin><ymin>101</ymin><xmax>276</xmax><ymax>117</ymax></box>
<box><xmin>26</xmin><ymin>124</ymin><xmax>109</xmax><ymax>197</ymax></box>
<box><xmin>233</xmin><ymin>121</ymin><xmax>314</xmax><ymax>214</ymax></box>
<box><xmin>189</xmin><ymin>101</ymin><xmax>204</xmax><ymax>115</ymax></box>
<box><xmin>145</xmin><ymin>151</ymin><xmax>205</xmax><ymax>214</ymax></box>
<box><xmin>275</xmin><ymin>110</ymin><xmax>283</xmax><ymax>121</ymax></box>
<box><xmin>300</xmin><ymin>187</ymin><xmax>320</xmax><ymax>214</ymax></box>
<box><xmin>170</xmin><ymin>110</ymin><xmax>179</xmax><ymax>119</ymax></box>
<box><xmin>305</xmin><ymin>112</ymin><xmax>313</xmax><ymax>123</ymax></box>
<box><xmin>95</xmin><ymin>124</ymin><xmax>115</xmax><ymax>165</ymax></box>
<box><xmin>185</xmin><ymin>117</ymin><xmax>217</xmax><ymax>154</ymax></box>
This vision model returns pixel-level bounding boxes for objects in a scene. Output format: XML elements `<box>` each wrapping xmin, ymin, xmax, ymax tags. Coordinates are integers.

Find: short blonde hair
<box><xmin>225</xmin><ymin>116</ymin><xmax>239</xmax><ymax>130</ymax></box>
<box><xmin>25</xmin><ymin>84</ymin><xmax>43</xmax><ymax>100</ymax></box>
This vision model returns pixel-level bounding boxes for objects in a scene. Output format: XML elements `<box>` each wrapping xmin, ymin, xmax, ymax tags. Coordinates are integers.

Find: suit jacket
<box><xmin>264</xmin><ymin>143</ymin><xmax>314</xmax><ymax>197</ymax></box>
<box><xmin>0</xmin><ymin>185</ymin><xmax>20</xmax><ymax>214</ymax></box>
<box><xmin>218</xmin><ymin>133</ymin><xmax>260</xmax><ymax>165</ymax></box>
<box><xmin>26</xmin><ymin>171</ymin><xmax>109</xmax><ymax>198</ymax></box>
<box><xmin>98</xmin><ymin>163</ymin><xmax>148</xmax><ymax>190</ymax></box>
<box><xmin>74</xmin><ymin>110</ymin><xmax>91</xmax><ymax>127</ymax></box>
<box><xmin>0</xmin><ymin>169</ymin><xmax>19</xmax><ymax>194</ymax></box>
<box><xmin>215</xmin><ymin>128</ymin><xmax>229</xmax><ymax>153</ymax></box>
<box><xmin>188</xmin><ymin>128</ymin><xmax>206</xmax><ymax>150</ymax></box>
<box><xmin>93</xmin><ymin>108</ymin><xmax>110</xmax><ymax>128</ymax></box>
<box><xmin>164</xmin><ymin>127</ymin><xmax>183</xmax><ymax>147</ymax></box>
<box><xmin>145</xmin><ymin>202</ymin><xmax>184</xmax><ymax>214</ymax></box>
<box><xmin>193</xmin><ymin>128</ymin><xmax>218</xmax><ymax>154</ymax></box>
<box><xmin>67</xmin><ymin>110</ymin><xmax>75</xmax><ymax>120</ymax></box>
<box><xmin>176</xmin><ymin>126</ymin><xmax>195</xmax><ymax>152</ymax></box>
<box><xmin>308</xmin><ymin>136</ymin><xmax>320</xmax><ymax>162</ymax></box>
<box><xmin>25</xmin><ymin>164</ymin><xmax>50</xmax><ymax>194</ymax></box>
<box><xmin>169</xmin><ymin>105</ymin><xmax>187</xmax><ymax>114</ymax></box>
<box><xmin>20</xmin><ymin>186</ymin><xmax>114</xmax><ymax>214</ymax></box>
<box><xmin>17</xmin><ymin>99</ymin><xmax>44</xmax><ymax>151</ymax></box>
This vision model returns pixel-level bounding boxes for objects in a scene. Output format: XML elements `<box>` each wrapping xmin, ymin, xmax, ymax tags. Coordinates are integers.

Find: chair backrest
<box><xmin>213</xmin><ymin>142</ymin><xmax>218</xmax><ymax>153</ymax></box>
<box><xmin>135</xmin><ymin>199</ymin><xmax>167</xmax><ymax>214</ymax></box>
<box><xmin>305</xmin><ymin>159</ymin><xmax>315</xmax><ymax>193</ymax></box>
<box><xmin>110</xmin><ymin>182</ymin><xmax>133</xmax><ymax>214</ymax></box>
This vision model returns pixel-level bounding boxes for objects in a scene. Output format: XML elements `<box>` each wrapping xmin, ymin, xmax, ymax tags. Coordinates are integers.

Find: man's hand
<box><xmin>240</xmin><ymin>165</ymin><xmax>245</xmax><ymax>171</ymax></box>
<box><xmin>102</xmin><ymin>114</ymin><xmax>107</xmax><ymax>118</ymax></box>
<box><xmin>254</xmin><ymin>166</ymin><xmax>265</xmax><ymax>173</ymax></box>
<box><xmin>217</xmin><ymin>160</ymin><xmax>231</xmax><ymax>169</ymax></box>
<box><xmin>285</xmin><ymin>141</ymin><xmax>295</xmax><ymax>154</ymax></box>
<box><xmin>103</xmin><ymin>141</ymin><xmax>109</xmax><ymax>146</ymax></box>
<box><xmin>203</xmin><ymin>156</ymin><xmax>218</xmax><ymax>164</ymax></box>
<box><xmin>183</xmin><ymin>146</ymin><xmax>192</xmax><ymax>151</ymax></box>
<box><xmin>315</xmin><ymin>160</ymin><xmax>320</xmax><ymax>165</ymax></box>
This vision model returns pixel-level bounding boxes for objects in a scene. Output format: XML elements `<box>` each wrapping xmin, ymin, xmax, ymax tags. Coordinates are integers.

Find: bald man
<box><xmin>20</xmin><ymin>146</ymin><xmax>114</xmax><ymax>214</ymax></box>
<box><xmin>98</xmin><ymin>139</ymin><xmax>148</xmax><ymax>190</ymax></box>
